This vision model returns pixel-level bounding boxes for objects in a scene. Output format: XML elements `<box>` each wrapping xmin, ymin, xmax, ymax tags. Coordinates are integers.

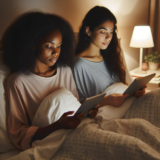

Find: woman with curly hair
<box><xmin>1</xmin><ymin>12</ymin><xmax>86</xmax><ymax>150</ymax></box>
<box><xmin>72</xmin><ymin>6</ymin><xmax>146</xmax><ymax>106</ymax></box>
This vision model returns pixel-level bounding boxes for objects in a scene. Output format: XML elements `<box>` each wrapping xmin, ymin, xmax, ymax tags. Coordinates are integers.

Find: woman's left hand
<box><xmin>134</xmin><ymin>85</ymin><xmax>147</xmax><ymax>98</ymax></box>
<box><xmin>89</xmin><ymin>105</ymin><xmax>99</xmax><ymax>118</ymax></box>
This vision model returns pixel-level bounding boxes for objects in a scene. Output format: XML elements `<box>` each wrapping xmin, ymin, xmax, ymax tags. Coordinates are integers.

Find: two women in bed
<box><xmin>72</xmin><ymin>6</ymin><xmax>146</xmax><ymax>107</ymax></box>
<box><xmin>1</xmin><ymin>12</ymin><xmax>91</xmax><ymax>150</ymax></box>
<box><xmin>2</xmin><ymin>6</ymin><xmax>146</xmax><ymax>151</ymax></box>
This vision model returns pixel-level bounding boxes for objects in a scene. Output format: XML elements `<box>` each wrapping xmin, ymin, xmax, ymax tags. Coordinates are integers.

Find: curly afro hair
<box><xmin>1</xmin><ymin>11</ymin><xmax>75</xmax><ymax>72</ymax></box>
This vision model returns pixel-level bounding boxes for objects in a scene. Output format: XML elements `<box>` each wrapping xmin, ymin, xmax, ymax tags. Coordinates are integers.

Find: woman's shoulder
<box><xmin>6</xmin><ymin>71</ymin><xmax>30</xmax><ymax>86</ymax></box>
<box><xmin>72</xmin><ymin>56</ymin><xmax>87</xmax><ymax>69</ymax></box>
<box><xmin>57</xmin><ymin>62</ymin><xmax>72</xmax><ymax>73</ymax></box>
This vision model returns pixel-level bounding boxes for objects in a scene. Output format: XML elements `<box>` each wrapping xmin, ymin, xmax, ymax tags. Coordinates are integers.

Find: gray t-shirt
<box><xmin>72</xmin><ymin>57</ymin><xmax>119</xmax><ymax>101</ymax></box>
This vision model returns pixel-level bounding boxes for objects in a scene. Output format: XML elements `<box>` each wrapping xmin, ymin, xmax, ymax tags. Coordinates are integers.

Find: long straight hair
<box><xmin>75</xmin><ymin>6</ymin><xmax>126</xmax><ymax>84</ymax></box>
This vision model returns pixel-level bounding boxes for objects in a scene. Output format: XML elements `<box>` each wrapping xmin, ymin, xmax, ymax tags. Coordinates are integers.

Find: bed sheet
<box><xmin>0</xmin><ymin>149</ymin><xmax>20</xmax><ymax>160</ymax></box>
<box><xmin>7</xmin><ymin>88</ymin><xmax>160</xmax><ymax>160</ymax></box>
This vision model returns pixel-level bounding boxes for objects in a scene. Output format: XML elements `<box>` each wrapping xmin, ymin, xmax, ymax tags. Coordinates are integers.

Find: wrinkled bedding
<box><xmin>8</xmin><ymin>88</ymin><xmax>160</xmax><ymax>160</ymax></box>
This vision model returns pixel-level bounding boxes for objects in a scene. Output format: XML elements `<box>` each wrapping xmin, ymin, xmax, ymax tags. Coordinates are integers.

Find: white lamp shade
<box><xmin>130</xmin><ymin>26</ymin><xmax>154</xmax><ymax>48</ymax></box>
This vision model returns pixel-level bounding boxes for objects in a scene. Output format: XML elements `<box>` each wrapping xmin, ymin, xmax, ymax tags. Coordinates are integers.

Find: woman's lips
<box><xmin>102</xmin><ymin>42</ymin><xmax>109</xmax><ymax>46</ymax></box>
<box><xmin>49</xmin><ymin>58</ymin><xmax>57</xmax><ymax>63</ymax></box>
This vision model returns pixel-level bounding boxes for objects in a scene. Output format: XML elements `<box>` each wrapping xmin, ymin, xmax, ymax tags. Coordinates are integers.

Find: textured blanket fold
<box><xmin>8</xmin><ymin>88</ymin><xmax>160</xmax><ymax>160</ymax></box>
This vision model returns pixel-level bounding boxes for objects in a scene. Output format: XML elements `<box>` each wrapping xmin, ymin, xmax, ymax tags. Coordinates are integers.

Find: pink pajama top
<box><xmin>5</xmin><ymin>64</ymin><xmax>79</xmax><ymax>150</ymax></box>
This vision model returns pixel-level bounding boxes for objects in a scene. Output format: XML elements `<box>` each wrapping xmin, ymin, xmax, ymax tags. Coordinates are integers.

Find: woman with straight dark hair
<box><xmin>72</xmin><ymin>6</ymin><xmax>146</xmax><ymax>106</ymax></box>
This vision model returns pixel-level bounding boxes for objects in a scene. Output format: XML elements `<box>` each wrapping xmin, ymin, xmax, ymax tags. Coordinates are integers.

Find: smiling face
<box><xmin>37</xmin><ymin>29</ymin><xmax>62</xmax><ymax>67</ymax></box>
<box><xmin>87</xmin><ymin>20</ymin><xmax>114</xmax><ymax>50</ymax></box>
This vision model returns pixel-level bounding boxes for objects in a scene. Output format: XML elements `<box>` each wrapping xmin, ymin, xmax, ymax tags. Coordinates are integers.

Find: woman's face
<box><xmin>37</xmin><ymin>29</ymin><xmax>62</xmax><ymax>67</ymax></box>
<box><xmin>88</xmin><ymin>20</ymin><xmax>114</xmax><ymax>50</ymax></box>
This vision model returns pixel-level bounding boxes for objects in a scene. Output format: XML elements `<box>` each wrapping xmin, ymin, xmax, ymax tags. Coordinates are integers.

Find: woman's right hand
<box><xmin>99</xmin><ymin>93</ymin><xmax>129</xmax><ymax>107</ymax></box>
<box><xmin>32</xmin><ymin>111</ymin><xmax>85</xmax><ymax>142</ymax></box>
<box><xmin>57</xmin><ymin>111</ymin><xmax>85</xmax><ymax>129</ymax></box>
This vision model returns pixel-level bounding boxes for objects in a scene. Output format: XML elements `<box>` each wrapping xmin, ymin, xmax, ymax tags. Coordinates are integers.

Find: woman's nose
<box><xmin>51</xmin><ymin>48</ymin><xmax>58</xmax><ymax>55</ymax></box>
<box><xmin>105</xmin><ymin>33</ymin><xmax>112</xmax><ymax>40</ymax></box>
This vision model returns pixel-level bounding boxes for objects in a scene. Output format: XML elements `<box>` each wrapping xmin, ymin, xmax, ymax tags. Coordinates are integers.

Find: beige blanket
<box><xmin>8</xmin><ymin>88</ymin><xmax>160</xmax><ymax>160</ymax></box>
<box><xmin>53</xmin><ymin>88</ymin><xmax>160</xmax><ymax>160</ymax></box>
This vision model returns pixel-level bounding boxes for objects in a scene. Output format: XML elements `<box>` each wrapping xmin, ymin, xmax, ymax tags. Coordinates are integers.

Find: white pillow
<box><xmin>33</xmin><ymin>88</ymin><xmax>81</xmax><ymax>128</ymax></box>
<box><xmin>104</xmin><ymin>82</ymin><xmax>128</xmax><ymax>96</ymax></box>
<box><xmin>0</xmin><ymin>65</ymin><xmax>15</xmax><ymax>152</ymax></box>
<box><xmin>96</xmin><ymin>82</ymin><xmax>137</xmax><ymax>121</ymax></box>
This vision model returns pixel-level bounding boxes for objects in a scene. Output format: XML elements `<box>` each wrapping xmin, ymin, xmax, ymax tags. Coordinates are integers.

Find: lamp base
<box><xmin>134</xmin><ymin>70</ymin><xmax>147</xmax><ymax>74</ymax></box>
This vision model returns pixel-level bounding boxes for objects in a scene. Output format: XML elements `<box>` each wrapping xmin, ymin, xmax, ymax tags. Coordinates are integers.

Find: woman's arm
<box><xmin>99</xmin><ymin>93</ymin><xmax>129</xmax><ymax>107</ymax></box>
<box><xmin>6</xmin><ymin>77</ymin><xmax>83</xmax><ymax>150</ymax></box>
<box><xmin>31</xmin><ymin>121</ymin><xmax>61</xmax><ymax>142</ymax></box>
<box><xmin>6</xmin><ymin>80</ymin><xmax>39</xmax><ymax>150</ymax></box>
<box><xmin>134</xmin><ymin>86</ymin><xmax>146</xmax><ymax>98</ymax></box>
<box><xmin>31</xmin><ymin>111</ymin><xmax>85</xmax><ymax>142</ymax></box>
<box><xmin>72</xmin><ymin>61</ymin><xmax>90</xmax><ymax>102</ymax></box>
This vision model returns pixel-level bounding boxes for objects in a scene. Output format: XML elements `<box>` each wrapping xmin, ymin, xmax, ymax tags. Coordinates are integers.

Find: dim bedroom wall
<box><xmin>0</xmin><ymin>0</ymin><xmax>150</xmax><ymax>70</ymax></box>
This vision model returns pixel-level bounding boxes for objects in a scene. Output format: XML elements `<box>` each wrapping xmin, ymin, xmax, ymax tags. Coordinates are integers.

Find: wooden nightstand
<box><xmin>129</xmin><ymin>67</ymin><xmax>160</xmax><ymax>91</ymax></box>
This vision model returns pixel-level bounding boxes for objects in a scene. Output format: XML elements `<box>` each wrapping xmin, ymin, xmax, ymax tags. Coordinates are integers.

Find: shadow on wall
<box><xmin>0</xmin><ymin>0</ymin><xmax>150</xmax><ymax>71</ymax></box>
<box><xmin>98</xmin><ymin>0</ymin><xmax>139</xmax><ymax>15</ymax></box>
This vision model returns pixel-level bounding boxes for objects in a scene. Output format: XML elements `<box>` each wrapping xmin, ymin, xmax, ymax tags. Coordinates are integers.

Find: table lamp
<box><xmin>130</xmin><ymin>26</ymin><xmax>154</xmax><ymax>74</ymax></box>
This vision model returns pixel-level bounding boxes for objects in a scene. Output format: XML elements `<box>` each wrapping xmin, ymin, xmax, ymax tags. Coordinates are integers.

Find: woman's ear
<box><xmin>86</xmin><ymin>27</ymin><xmax>91</xmax><ymax>36</ymax></box>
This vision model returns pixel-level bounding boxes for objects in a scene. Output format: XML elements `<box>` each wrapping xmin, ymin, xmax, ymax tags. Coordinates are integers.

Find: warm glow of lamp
<box><xmin>130</xmin><ymin>26</ymin><xmax>154</xmax><ymax>74</ymax></box>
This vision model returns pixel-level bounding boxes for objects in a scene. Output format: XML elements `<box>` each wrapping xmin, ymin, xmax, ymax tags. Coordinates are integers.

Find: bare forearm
<box><xmin>31</xmin><ymin>111</ymin><xmax>85</xmax><ymax>144</ymax></box>
<box><xmin>99</xmin><ymin>96</ymin><xmax>109</xmax><ymax>106</ymax></box>
<box><xmin>31</xmin><ymin>121</ymin><xmax>62</xmax><ymax>142</ymax></box>
<box><xmin>99</xmin><ymin>93</ymin><xmax>128</xmax><ymax>107</ymax></box>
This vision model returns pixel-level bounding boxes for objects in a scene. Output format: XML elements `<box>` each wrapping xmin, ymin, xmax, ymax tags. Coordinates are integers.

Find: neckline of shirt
<box><xmin>77</xmin><ymin>56</ymin><xmax>104</xmax><ymax>64</ymax></box>
<box><xmin>26</xmin><ymin>66</ymin><xmax>59</xmax><ymax>80</ymax></box>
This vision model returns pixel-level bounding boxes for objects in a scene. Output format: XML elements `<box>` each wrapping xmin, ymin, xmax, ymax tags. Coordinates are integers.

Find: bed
<box><xmin>1</xmin><ymin>50</ymin><xmax>160</xmax><ymax>160</ymax></box>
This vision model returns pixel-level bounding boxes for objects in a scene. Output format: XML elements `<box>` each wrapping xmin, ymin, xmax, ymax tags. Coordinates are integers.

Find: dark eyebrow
<box><xmin>46</xmin><ymin>41</ymin><xmax>62</xmax><ymax>44</ymax></box>
<box><xmin>98</xmin><ymin>27</ymin><xmax>114</xmax><ymax>31</ymax></box>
